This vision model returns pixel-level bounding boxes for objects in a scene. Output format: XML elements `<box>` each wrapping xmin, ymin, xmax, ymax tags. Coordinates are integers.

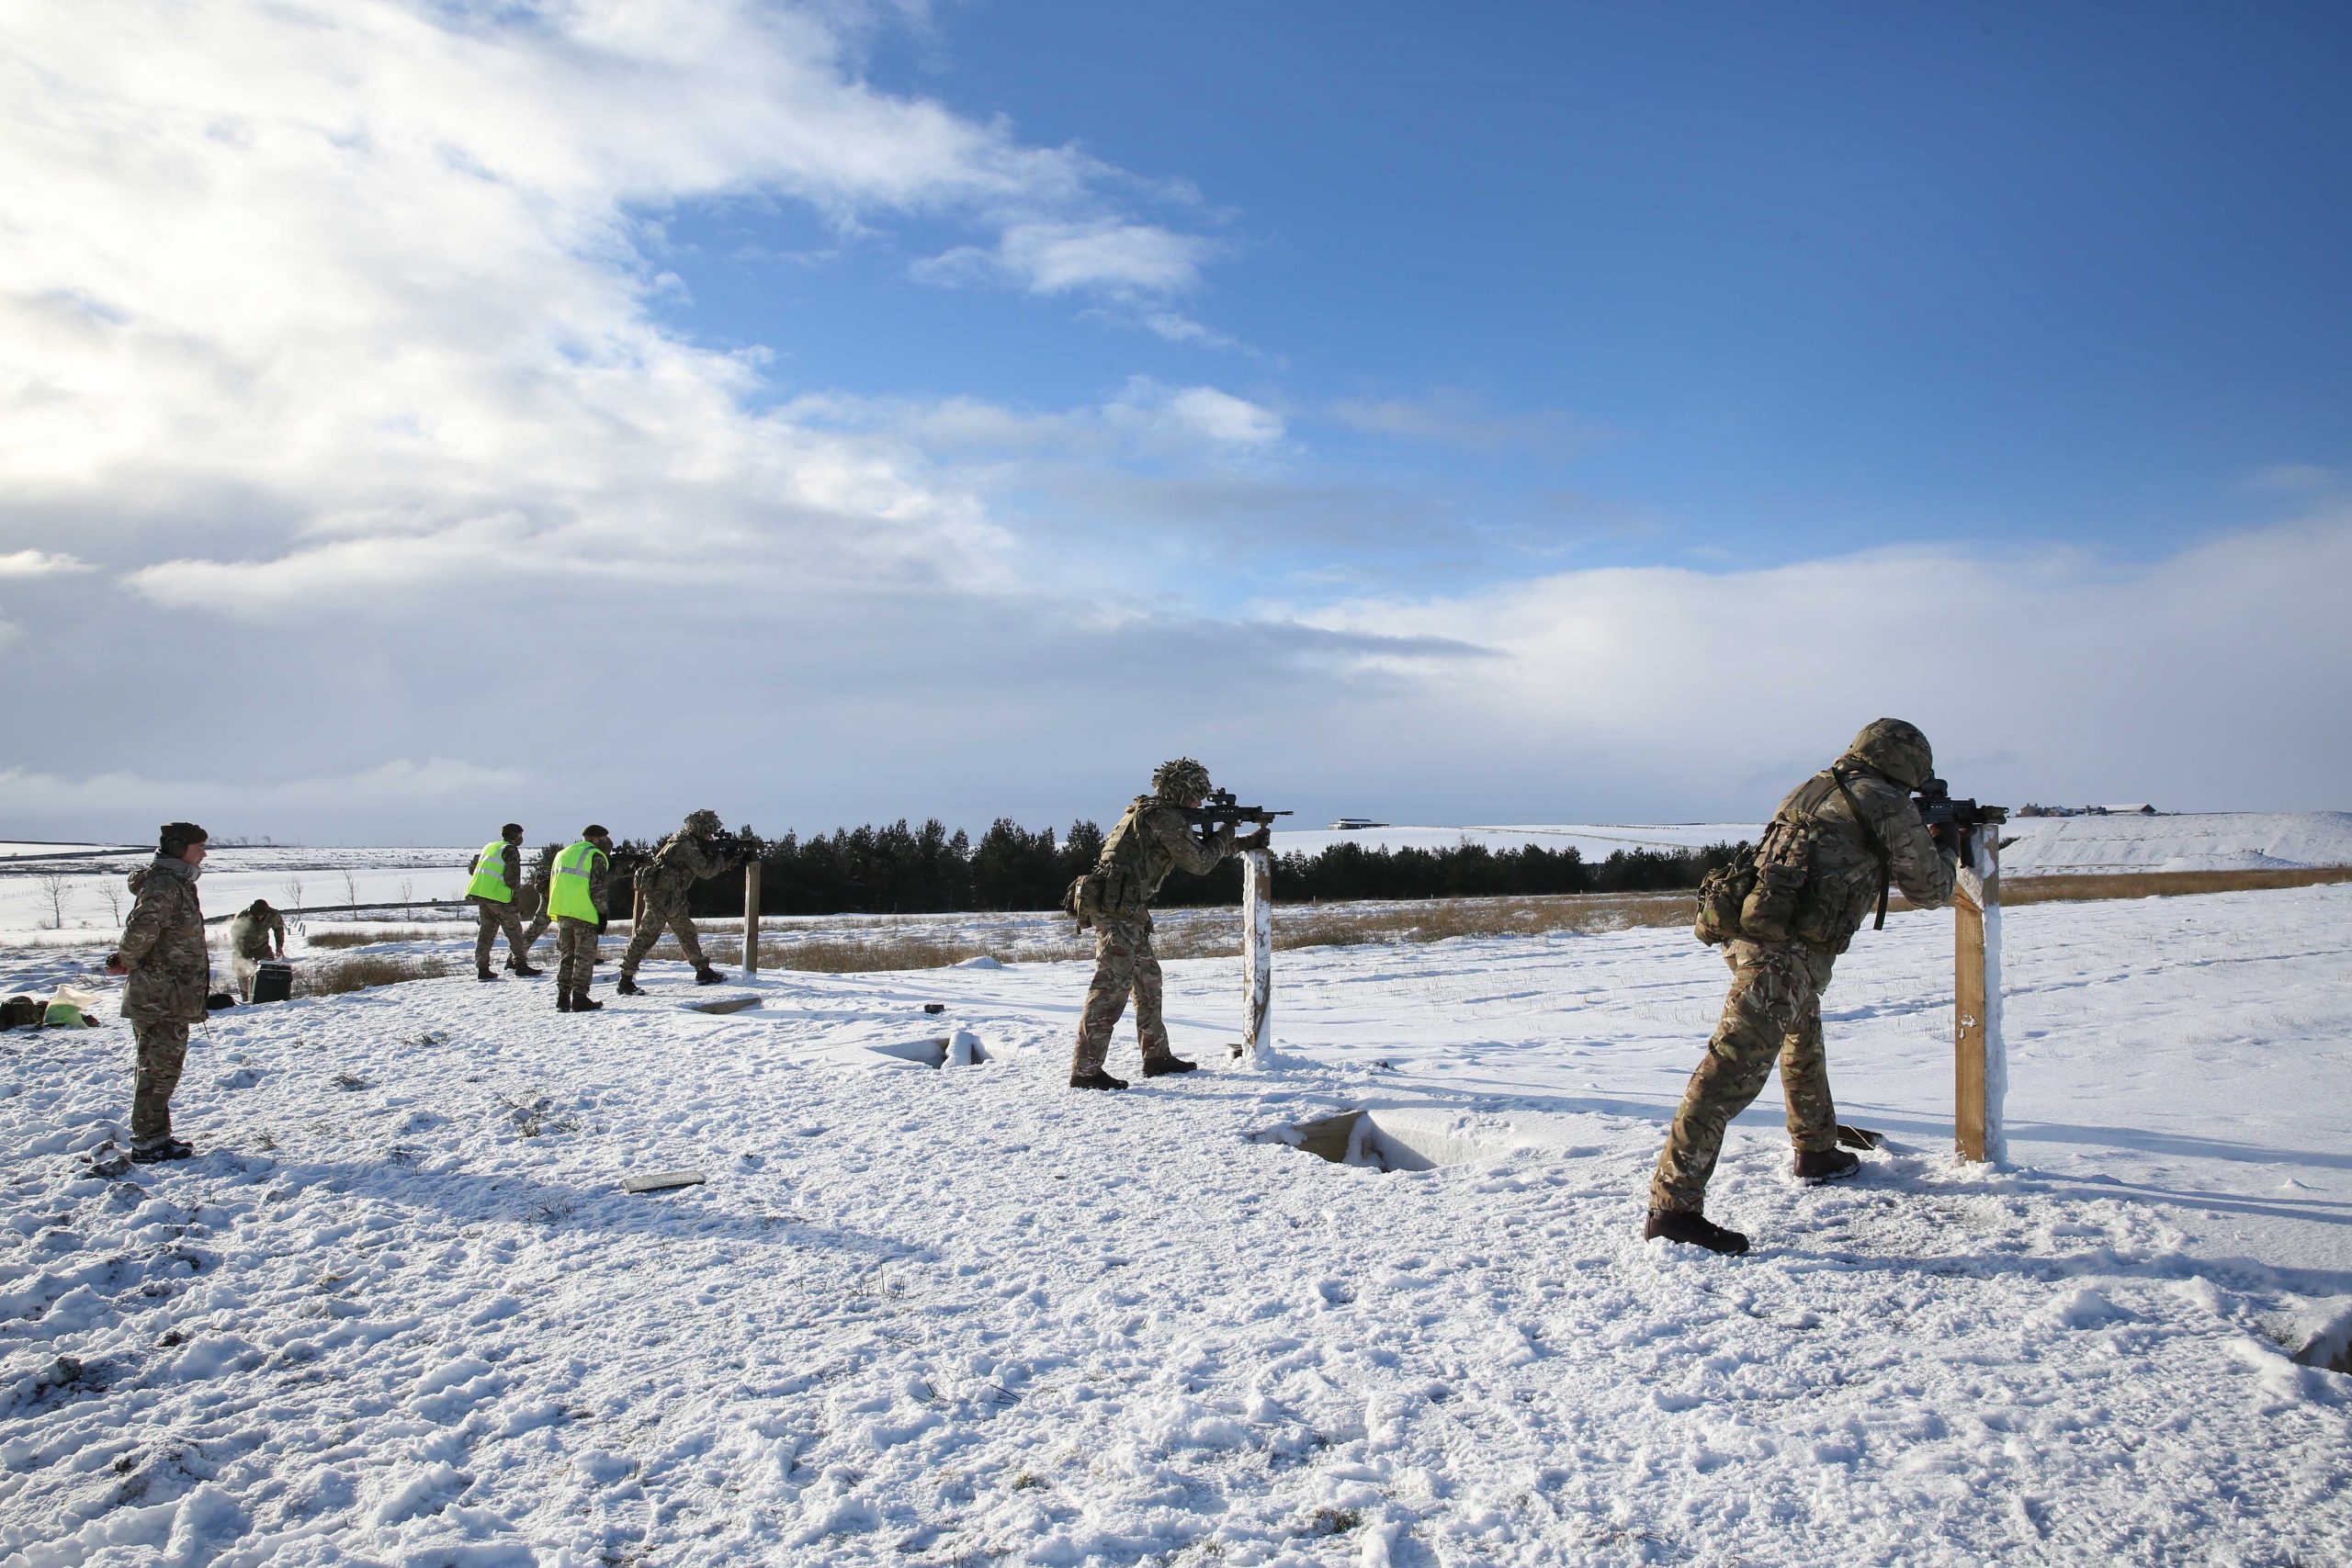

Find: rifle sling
<box><xmin>1829</xmin><ymin>767</ymin><xmax>1894</xmax><ymax>931</ymax></box>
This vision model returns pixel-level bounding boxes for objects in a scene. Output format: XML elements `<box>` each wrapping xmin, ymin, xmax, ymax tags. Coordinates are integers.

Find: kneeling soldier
<box><xmin>1068</xmin><ymin>758</ymin><xmax>1267</xmax><ymax>1089</ymax></box>
<box><xmin>549</xmin><ymin>826</ymin><xmax>616</xmax><ymax>1012</ymax></box>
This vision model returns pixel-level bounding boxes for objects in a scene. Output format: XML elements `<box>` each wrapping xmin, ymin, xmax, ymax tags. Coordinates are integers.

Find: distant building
<box><xmin>1329</xmin><ymin>818</ymin><xmax>1387</xmax><ymax>830</ymax></box>
<box><xmin>2098</xmin><ymin>804</ymin><xmax>2158</xmax><ymax>816</ymax></box>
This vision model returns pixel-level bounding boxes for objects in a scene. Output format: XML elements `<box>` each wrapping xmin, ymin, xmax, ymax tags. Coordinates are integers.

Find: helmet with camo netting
<box><xmin>1151</xmin><ymin>757</ymin><xmax>1213</xmax><ymax>804</ymax></box>
<box><xmin>684</xmin><ymin>807</ymin><xmax>723</xmax><ymax>835</ymax></box>
<box><xmin>1843</xmin><ymin>718</ymin><xmax>1934</xmax><ymax>792</ymax></box>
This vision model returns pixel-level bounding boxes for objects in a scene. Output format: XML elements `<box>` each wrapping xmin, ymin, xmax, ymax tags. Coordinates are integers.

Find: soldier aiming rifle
<box><xmin>616</xmin><ymin>808</ymin><xmax>754</xmax><ymax>993</ymax></box>
<box><xmin>1063</xmin><ymin>759</ymin><xmax>1286</xmax><ymax>1089</ymax></box>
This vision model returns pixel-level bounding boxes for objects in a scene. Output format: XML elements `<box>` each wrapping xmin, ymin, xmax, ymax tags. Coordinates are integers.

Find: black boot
<box><xmin>1139</xmin><ymin>1055</ymin><xmax>1199</xmax><ymax>1077</ymax></box>
<box><xmin>1069</xmin><ymin>1068</ymin><xmax>1129</xmax><ymax>1090</ymax></box>
<box><xmin>1645</xmin><ymin>1210</ymin><xmax>1750</xmax><ymax>1255</ymax></box>
<box><xmin>512</xmin><ymin>963</ymin><xmax>545</xmax><ymax>978</ymax></box>
<box><xmin>616</xmin><ymin>976</ymin><xmax>645</xmax><ymax>997</ymax></box>
<box><xmin>572</xmin><ymin>992</ymin><xmax>605</xmax><ymax>1011</ymax></box>
<box><xmin>557</xmin><ymin>991</ymin><xmax>574</xmax><ymax>1012</ymax></box>
<box><xmin>130</xmin><ymin>1137</ymin><xmax>197</xmax><ymax>1165</ymax></box>
<box><xmin>694</xmin><ymin>967</ymin><xmax>726</xmax><ymax>986</ymax></box>
<box><xmin>1794</xmin><ymin>1148</ymin><xmax>1861</xmax><ymax>1184</ymax></box>
<box><xmin>477</xmin><ymin>966</ymin><xmax>503</xmax><ymax>982</ymax></box>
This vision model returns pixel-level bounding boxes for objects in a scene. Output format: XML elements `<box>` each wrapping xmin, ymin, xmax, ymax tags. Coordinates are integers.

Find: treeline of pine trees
<box><xmin>600</xmin><ymin>819</ymin><xmax>1742</xmax><ymax>919</ymax></box>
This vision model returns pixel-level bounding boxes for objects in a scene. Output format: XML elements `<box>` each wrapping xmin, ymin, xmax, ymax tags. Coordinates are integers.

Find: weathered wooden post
<box><xmin>1953</xmin><ymin>829</ymin><xmax>2006</xmax><ymax>1164</ymax></box>
<box><xmin>741</xmin><ymin>858</ymin><xmax>762</xmax><ymax>976</ymax></box>
<box><xmin>1241</xmin><ymin>847</ymin><xmax>1273</xmax><ymax>1065</ymax></box>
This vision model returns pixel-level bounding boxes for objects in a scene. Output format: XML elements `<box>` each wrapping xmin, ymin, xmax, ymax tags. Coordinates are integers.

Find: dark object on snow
<box><xmin>1794</xmin><ymin>1148</ymin><xmax>1861</xmax><ymax>1184</ymax></box>
<box><xmin>204</xmin><ymin>992</ymin><xmax>236</xmax><ymax>1010</ymax></box>
<box><xmin>1834</xmin><ymin>1122</ymin><xmax>1883</xmax><ymax>1151</ymax></box>
<box><xmin>130</xmin><ymin>1137</ymin><xmax>198</xmax><ymax>1165</ymax></box>
<box><xmin>0</xmin><ymin>995</ymin><xmax>43</xmax><ymax>1031</ymax></box>
<box><xmin>1139</xmin><ymin>1055</ymin><xmax>1198</xmax><ymax>1077</ymax></box>
<box><xmin>1645</xmin><ymin>1210</ymin><xmax>1749</xmax><ymax>1255</ymax></box>
<box><xmin>622</xmin><ymin>1168</ymin><xmax>704</xmax><ymax>1193</ymax></box>
<box><xmin>693</xmin><ymin>966</ymin><xmax>726</xmax><ymax>986</ymax></box>
<box><xmin>922</xmin><ymin>1002</ymin><xmax>945</xmax><ymax>1015</ymax></box>
<box><xmin>249</xmin><ymin>961</ymin><xmax>293</xmax><ymax>1005</ymax></box>
<box><xmin>616</xmin><ymin>977</ymin><xmax>645</xmax><ymax>996</ymax></box>
<box><xmin>689</xmin><ymin>995</ymin><xmax>761</xmax><ymax>1015</ymax></box>
<box><xmin>1069</xmin><ymin>1068</ymin><xmax>1128</xmax><ymax>1091</ymax></box>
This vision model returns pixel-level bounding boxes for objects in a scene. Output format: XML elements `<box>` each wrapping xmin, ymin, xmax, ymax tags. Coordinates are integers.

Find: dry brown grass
<box><xmin>304</xmin><ymin>926</ymin><xmax>453</xmax><ymax>950</ymax></box>
<box><xmin>295</xmin><ymin>953</ymin><xmax>450</xmax><ymax>997</ymax></box>
<box><xmin>1992</xmin><ymin>866</ymin><xmax>2352</xmax><ymax>906</ymax></box>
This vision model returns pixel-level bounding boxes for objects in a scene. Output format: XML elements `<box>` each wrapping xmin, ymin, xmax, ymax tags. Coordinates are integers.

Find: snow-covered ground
<box><xmin>3</xmin><ymin>884</ymin><xmax>2347</xmax><ymax>1565</ymax></box>
<box><xmin>1996</xmin><ymin>810</ymin><xmax>2352</xmax><ymax>874</ymax></box>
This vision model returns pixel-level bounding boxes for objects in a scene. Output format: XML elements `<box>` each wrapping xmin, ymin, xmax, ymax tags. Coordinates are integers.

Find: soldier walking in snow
<box><xmin>1646</xmin><ymin>718</ymin><xmax>1960</xmax><ymax>1255</ymax></box>
<box><xmin>549</xmin><ymin>826</ymin><xmax>616</xmax><ymax>1012</ymax></box>
<box><xmin>616</xmin><ymin>808</ymin><xmax>740</xmax><ymax>994</ymax></box>
<box><xmin>1066</xmin><ymin>757</ymin><xmax>1268</xmax><ymax>1089</ymax></box>
<box><xmin>105</xmin><ymin>822</ymin><xmax>215</xmax><ymax>1163</ymax></box>
<box><xmin>466</xmin><ymin>823</ymin><xmax>543</xmax><ymax>981</ymax></box>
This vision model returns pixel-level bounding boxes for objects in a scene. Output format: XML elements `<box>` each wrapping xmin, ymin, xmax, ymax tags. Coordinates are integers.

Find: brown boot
<box><xmin>1139</xmin><ymin>1055</ymin><xmax>1198</xmax><ymax>1077</ymax></box>
<box><xmin>1069</xmin><ymin>1068</ymin><xmax>1128</xmax><ymax>1090</ymax></box>
<box><xmin>1645</xmin><ymin>1210</ymin><xmax>1750</xmax><ymax>1255</ymax></box>
<box><xmin>557</xmin><ymin>992</ymin><xmax>574</xmax><ymax>1012</ymax></box>
<box><xmin>1793</xmin><ymin>1148</ymin><xmax>1861</xmax><ymax>1184</ymax></box>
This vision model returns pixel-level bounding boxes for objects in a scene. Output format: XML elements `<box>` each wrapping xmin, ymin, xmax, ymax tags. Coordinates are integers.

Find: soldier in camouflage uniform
<box><xmin>105</xmin><ymin>822</ymin><xmax>214</xmax><ymax>1163</ymax></box>
<box><xmin>1646</xmin><ymin>719</ymin><xmax>1959</xmax><ymax>1255</ymax></box>
<box><xmin>551</xmin><ymin>826</ymin><xmax>616</xmax><ymax>1011</ymax></box>
<box><xmin>1068</xmin><ymin>758</ymin><xmax>1270</xmax><ymax>1089</ymax></box>
<box><xmin>616</xmin><ymin>808</ymin><xmax>738</xmax><ymax>994</ymax></box>
<box><xmin>467</xmin><ymin>824</ymin><xmax>543</xmax><ymax>980</ymax></box>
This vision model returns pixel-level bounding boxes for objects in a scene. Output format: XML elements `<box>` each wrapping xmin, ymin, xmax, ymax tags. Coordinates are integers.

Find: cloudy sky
<box><xmin>3</xmin><ymin>1</ymin><xmax>2346</xmax><ymax>845</ymax></box>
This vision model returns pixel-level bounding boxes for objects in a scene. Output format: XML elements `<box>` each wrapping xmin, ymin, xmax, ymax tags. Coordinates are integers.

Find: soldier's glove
<box><xmin>1238</xmin><ymin>827</ymin><xmax>1272</xmax><ymax>852</ymax></box>
<box><xmin>1928</xmin><ymin>822</ymin><xmax>1961</xmax><ymax>857</ymax></box>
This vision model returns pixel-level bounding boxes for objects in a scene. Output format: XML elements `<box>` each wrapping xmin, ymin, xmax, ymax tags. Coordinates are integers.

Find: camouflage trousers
<box><xmin>1069</xmin><ymin>914</ymin><xmax>1174</xmax><ymax>1075</ymax></box>
<box><xmin>130</xmin><ymin>1019</ymin><xmax>190</xmax><ymax>1150</ymax></box>
<box><xmin>471</xmin><ymin>897</ymin><xmax>531</xmax><ymax>968</ymax></box>
<box><xmin>619</xmin><ymin>891</ymin><xmax>707</xmax><ymax>979</ymax></box>
<box><xmin>555</xmin><ymin>917</ymin><xmax>599</xmax><ymax>997</ymax></box>
<box><xmin>1650</xmin><ymin>940</ymin><xmax>1838</xmax><ymax>1214</ymax></box>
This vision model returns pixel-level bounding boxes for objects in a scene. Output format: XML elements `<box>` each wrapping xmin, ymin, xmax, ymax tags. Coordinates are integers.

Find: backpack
<box><xmin>1064</xmin><ymin>797</ymin><xmax>1152</xmax><ymax>930</ymax></box>
<box><xmin>1694</xmin><ymin>768</ymin><xmax>1889</xmax><ymax>947</ymax></box>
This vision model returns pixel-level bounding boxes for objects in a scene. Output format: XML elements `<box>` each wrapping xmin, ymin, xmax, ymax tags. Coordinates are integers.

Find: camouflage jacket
<box><xmin>229</xmin><ymin>908</ymin><xmax>285</xmax><ymax>959</ymax></box>
<box><xmin>639</xmin><ymin>831</ymin><xmax>724</xmax><ymax>898</ymax></box>
<box><xmin>115</xmin><ymin>857</ymin><xmax>211</xmax><ymax>1023</ymax></box>
<box><xmin>1770</xmin><ymin>763</ymin><xmax>1956</xmax><ymax>955</ymax></box>
<box><xmin>1100</xmin><ymin>796</ymin><xmax>1235</xmax><ymax>913</ymax></box>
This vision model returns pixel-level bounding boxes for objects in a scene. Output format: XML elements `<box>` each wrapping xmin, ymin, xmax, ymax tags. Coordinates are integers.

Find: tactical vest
<box><xmin>1062</xmin><ymin>796</ymin><xmax>1166</xmax><ymax>928</ymax></box>
<box><xmin>548</xmin><ymin>840</ymin><xmax>607</xmax><ymax>922</ymax></box>
<box><xmin>467</xmin><ymin>839</ymin><xmax>515</xmax><ymax>903</ymax></box>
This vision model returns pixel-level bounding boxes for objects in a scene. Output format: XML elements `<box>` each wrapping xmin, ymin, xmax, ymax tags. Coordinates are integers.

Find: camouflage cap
<box><xmin>684</xmin><ymin>808</ymin><xmax>723</xmax><ymax>835</ymax></box>
<box><xmin>1151</xmin><ymin>757</ymin><xmax>1213</xmax><ymax>803</ymax></box>
<box><xmin>1844</xmin><ymin>718</ymin><xmax>1934</xmax><ymax>791</ymax></box>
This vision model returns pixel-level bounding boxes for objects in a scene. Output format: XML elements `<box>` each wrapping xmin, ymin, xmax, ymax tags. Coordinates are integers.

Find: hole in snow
<box><xmin>1249</xmin><ymin>1106</ymin><xmax>1551</xmax><ymax>1172</ymax></box>
<box><xmin>865</xmin><ymin>1030</ymin><xmax>991</xmax><ymax>1070</ymax></box>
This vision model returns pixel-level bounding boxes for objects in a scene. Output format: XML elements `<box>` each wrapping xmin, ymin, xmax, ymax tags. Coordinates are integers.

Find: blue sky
<box><xmin>1</xmin><ymin>1</ymin><xmax>2346</xmax><ymax>840</ymax></box>
<box><xmin>653</xmin><ymin>1</ymin><xmax>2350</xmax><ymax>583</ymax></box>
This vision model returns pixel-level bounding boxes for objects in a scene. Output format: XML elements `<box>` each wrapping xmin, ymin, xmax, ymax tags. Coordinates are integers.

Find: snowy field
<box><xmin>3</xmin><ymin>882</ymin><xmax>2348</xmax><ymax>1565</ymax></box>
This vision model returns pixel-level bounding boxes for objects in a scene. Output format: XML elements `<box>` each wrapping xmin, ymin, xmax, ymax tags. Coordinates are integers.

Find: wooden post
<box><xmin>741</xmin><ymin>859</ymin><xmax>762</xmax><ymax>976</ymax></box>
<box><xmin>1241</xmin><ymin>848</ymin><xmax>1273</xmax><ymax>1066</ymax></box>
<box><xmin>1954</xmin><ymin>829</ymin><xmax>2006</xmax><ymax>1164</ymax></box>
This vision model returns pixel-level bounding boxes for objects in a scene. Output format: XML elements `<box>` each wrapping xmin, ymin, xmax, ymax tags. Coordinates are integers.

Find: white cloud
<box><xmin>1105</xmin><ymin>378</ymin><xmax>1283</xmax><ymax>447</ymax></box>
<box><xmin>913</xmin><ymin>220</ymin><xmax>1216</xmax><ymax>298</ymax></box>
<box><xmin>0</xmin><ymin>549</ymin><xmax>95</xmax><ymax>577</ymax></box>
<box><xmin>0</xmin><ymin>758</ymin><xmax>526</xmax><ymax>820</ymax></box>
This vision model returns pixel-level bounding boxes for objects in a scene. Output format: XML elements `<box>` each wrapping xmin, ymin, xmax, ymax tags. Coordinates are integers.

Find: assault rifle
<box><xmin>1912</xmin><ymin>778</ymin><xmax>2007</xmax><ymax>855</ymax></box>
<box><xmin>1179</xmin><ymin>789</ymin><xmax>1292</xmax><ymax>840</ymax></box>
<box><xmin>705</xmin><ymin>831</ymin><xmax>758</xmax><ymax>866</ymax></box>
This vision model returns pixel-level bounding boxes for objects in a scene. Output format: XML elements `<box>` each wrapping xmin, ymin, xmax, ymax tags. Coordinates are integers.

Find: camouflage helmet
<box><xmin>1151</xmin><ymin>756</ymin><xmax>1213</xmax><ymax>804</ymax></box>
<box><xmin>1844</xmin><ymin>718</ymin><xmax>1934</xmax><ymax>791</ymax></box>
<box><xmin>684</xmin><ymin>807</ymin><xmax>723</xmax><ymax>835</ymax></box>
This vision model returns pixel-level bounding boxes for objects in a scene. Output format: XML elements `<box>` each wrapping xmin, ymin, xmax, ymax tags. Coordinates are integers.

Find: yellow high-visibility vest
<box><xmin>467</xmin><ymin>838</ymin><xmax>515</xmax><ymax>902</ymax></box>
<box><xmin>549</xmin><ymin>840</ymin><xmax>608</xmax><ymax>922</ymax></box>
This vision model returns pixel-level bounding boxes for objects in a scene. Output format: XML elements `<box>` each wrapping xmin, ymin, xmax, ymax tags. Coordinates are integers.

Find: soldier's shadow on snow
<box><xmin>270</xmin><ymin>1160</ymin><xmax>924</xmax><ymax>1261</ymax></box>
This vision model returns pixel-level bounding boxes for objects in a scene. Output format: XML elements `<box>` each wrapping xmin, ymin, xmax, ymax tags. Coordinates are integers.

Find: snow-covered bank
<box><xmin>1997</xmin><ymin>809</ymin><xmax>2352</xmax><ymax>874</ymax></box>
<box><xmin>4</xmin><ymin>885</ymin><xmax>2347</xmax><ymax>1564</ymax></box>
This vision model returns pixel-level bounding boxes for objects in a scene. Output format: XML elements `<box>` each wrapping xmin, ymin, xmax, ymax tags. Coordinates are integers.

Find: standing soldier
<box><xmin>225</xmin><ymin>897</ymin><xmax>287</xmax><ymax>1000</ymax></box>
<box><xmin>466</xmin><ymin>823</ymin><xmax>542</xmax><ymax>981</ymax></box>
<box><xmin>548</xmin><ymin>826</ymin><xmax>616</xmax><ymax>1011</ymax></box>
<box><xmin>1068</xmin><ymin>758</ymin><xmax>1268</xmax><ymax>1089</ymax></box>
<box><xmin>105</xmin><ymin>822</ymin><xmax>213</xmax><ymax>1163</ymax></box>
<box><xmin>1646</xmin><ymin>718</ymin><xmax>1960</xmax><ymax>1256</ymax></box>
<box><xmin>616</xmin><ymin>808</ymin><xmax>739</xmax><ymax>994</ymax></box>
<box><xmin>509</xmin><ymin>846</ymin><xmax>556</xmax><ymax>972</ymax></box>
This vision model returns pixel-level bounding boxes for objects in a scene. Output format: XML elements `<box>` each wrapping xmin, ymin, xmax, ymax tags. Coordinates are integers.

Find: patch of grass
<box><xmin>1993</xmin><ymin>866</ymin><xmax>2352</xmax><ymax>906</ymax></box>
<box><xmin>294</xmin><ymin>953</ymin><xmax>449</xmax><ymax>997</ymax></box>
<box><xmin>303</xmin><ymin>926</ymin><xmax>450</xmax><ymax>950</ymax></box>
